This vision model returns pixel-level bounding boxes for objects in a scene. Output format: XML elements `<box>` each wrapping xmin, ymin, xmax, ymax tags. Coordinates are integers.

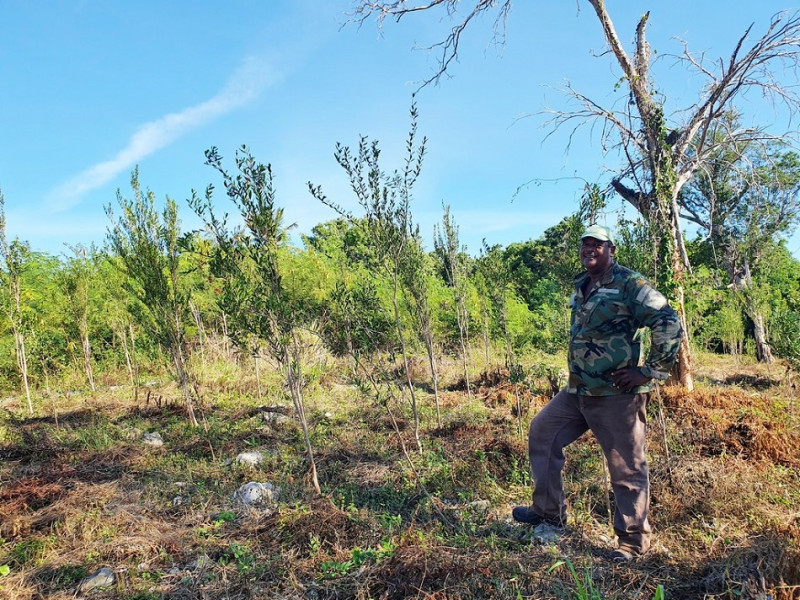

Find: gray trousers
<box><xmin>528</xmin><ymin>389</ymin><xmax>651</xmax><ymax>553</ymax></box>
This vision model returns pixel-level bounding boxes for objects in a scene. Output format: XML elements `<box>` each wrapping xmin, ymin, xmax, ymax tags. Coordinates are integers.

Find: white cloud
<box><xmin>47</xmin><ymin>56</ymin><xmax>277</xmax><ymax>211</ymax></box>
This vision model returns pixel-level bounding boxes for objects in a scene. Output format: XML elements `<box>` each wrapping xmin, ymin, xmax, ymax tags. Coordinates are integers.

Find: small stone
<box><xmin>532</xmin><ymin>522</ymin><xmax>563</xmax><ymax>544</ymax></box>
<box><xmin>467</xmin><ymin>500</ymin><xmax>491</xmax><ymax>513</ymax></box>
<box><xmin>143</xmin><ymin>432</ymin><xmax>163</xmax><ymax>447</ymax></box>
<box><xmin>188</xmin><ymin>555</ymin><xmax>212</xmax><ymax>571</ymax></box>
<box><xmin>234</xmin><ymin>451</ymin><xmax>264</xmax><ymax>467</ymax></box>
<box><xmin>78</xmin><ymin>567</ymin><xmax>115</xmax><ymax>592</ymax></box>
<box><xmin>233</xmin><ymin>481</ymin><xmax>278</xmax><ymax>506</ymax></box>
<box><xmin>261</xmin><ymin>410</ymin><xmax>292</xmax><ymax>426</ymax></box>
<box><xmin>172</xmin><ymin>496</ymin><xmax>184</xmax><ymax>506</ymax></box>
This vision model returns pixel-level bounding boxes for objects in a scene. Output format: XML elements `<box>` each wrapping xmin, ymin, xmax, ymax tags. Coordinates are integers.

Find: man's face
<box><xmin>580</xmin><ymin>237</ymin><xmax>615</xmax><ymax>274</ymax></box>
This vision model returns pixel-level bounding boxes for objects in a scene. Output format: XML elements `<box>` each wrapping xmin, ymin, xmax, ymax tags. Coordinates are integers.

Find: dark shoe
<box><xmin>512</xmin><ymin>506</ymin><xmax>563</xmax><ymax>527</ymax></box>
<box><xmin>609</xmin><ymin>547</ymin><xmax>639</xmax><ymax>562</ymax></box>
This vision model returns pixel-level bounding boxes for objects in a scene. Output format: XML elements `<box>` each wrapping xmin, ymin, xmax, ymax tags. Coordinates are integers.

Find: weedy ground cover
<box><xmin>0</xmin><ymin>351</ymin><xmax>798</xmax><ymax>599</ymax></box>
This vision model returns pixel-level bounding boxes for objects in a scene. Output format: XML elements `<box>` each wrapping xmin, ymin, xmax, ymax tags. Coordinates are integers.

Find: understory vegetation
<box><xmin>0</xmin><ymin>348</ymin><xmax>798</xmax><ymax>599</ymax></box>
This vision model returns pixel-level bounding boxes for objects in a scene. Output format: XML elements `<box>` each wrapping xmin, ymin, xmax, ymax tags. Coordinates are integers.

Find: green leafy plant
<box><xmin>106</xmin><ymin>169</ymin><xmax>199</xmax><ymax>426</ymax></box>
<box><xmin>548</xmin><ymin>558</ymin><xmax>603</xmax><ymax>600</ymax></box>
<box><xmin>310</xmin><ymin>103</ymin><xmax>427</xmax><ymax>451</ymax></box>
<box><xmin>10</xmin><ymin>538</ymin><xmax>50</xmax><ymax>567</ymax></box>
<box><xmin>319</xmin><ymin>539</ymin><xmax>397</xmax><ymax>580</ymax></box>
<box><xmin>191</xmin><ymin>145</ymin><xmax>322</xmax><ymax>494</ymax></box>
<box><xmin>220</xmin><ymin>543</ymin><xmax>254</xmax><ymax>572</ymax></box>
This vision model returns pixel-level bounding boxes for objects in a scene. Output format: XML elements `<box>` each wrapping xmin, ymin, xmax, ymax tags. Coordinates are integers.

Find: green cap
<box><xmin>581</xmin><ymin>224</ymin><xmax>614</xmax><ymax>245</ymax></box>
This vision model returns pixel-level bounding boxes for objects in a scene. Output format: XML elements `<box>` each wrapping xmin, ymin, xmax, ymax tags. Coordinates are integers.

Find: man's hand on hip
<box><xmin>610</xmin><ymin>367</ymin><xmax>651</xmax><ymax>392</ymax></box>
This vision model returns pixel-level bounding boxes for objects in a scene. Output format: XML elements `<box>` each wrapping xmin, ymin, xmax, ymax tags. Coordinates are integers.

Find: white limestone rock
<box><xmin>142</xmin><ymin>432</ymin><xmax>163</xmax><ymax>447</ymax></box>
<box><xmin>78</xmin><ymin>567</ymin><xmax>115</xmax><ymax>593</ymax></box>
<box><xmin>532</xmin><ymin>522</ymin><xmax>563</xmax><ymax>544</ymax></box>
<box><xmin>234</xmin><ymin>451</ymin><xmax>264</xmax><ymax>467</ymax></box>
<box><xmin>232</xmin><ymin>481</ymin><xmax>278</xmax><ymax>506</ymax></box>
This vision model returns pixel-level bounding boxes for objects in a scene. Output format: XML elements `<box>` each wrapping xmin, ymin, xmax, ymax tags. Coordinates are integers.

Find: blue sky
<box><xmin>2</xmin><ymin>1</ymin><xmax>799</xmax><ymax>258</ymax></box>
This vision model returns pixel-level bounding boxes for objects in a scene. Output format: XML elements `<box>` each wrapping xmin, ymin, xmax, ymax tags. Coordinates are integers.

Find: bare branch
<box><xmin>348</xmin><ymin>0</ymin><xmax>512</xmax><ymax>87</ymax></box>
<box><xmin>677</xmin><ymin>10</ymin><xmax>800</xmax><ymax>167</ymax></box>
<box><xmin>610</xmin><ymin>178</ymin><xmax>645</xmax><ymax>213</ymax></box>
<box><xmin>543</xmin><ymin>82</ymin><xmax>646</xmax><ymax>156</ymax></box>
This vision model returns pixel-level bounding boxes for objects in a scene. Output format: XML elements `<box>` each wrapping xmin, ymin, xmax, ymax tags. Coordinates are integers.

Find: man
<box><xmin>512</xmin><ymin>224</ymin><xmax>683</xmax><ymax>561</ymax></box>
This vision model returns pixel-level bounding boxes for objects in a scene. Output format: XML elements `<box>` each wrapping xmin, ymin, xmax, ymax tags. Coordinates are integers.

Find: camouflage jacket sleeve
<box><xmin>628</xmin><ymin>277</ymin><xmax>683</xmax><ymax>381</ymax></box>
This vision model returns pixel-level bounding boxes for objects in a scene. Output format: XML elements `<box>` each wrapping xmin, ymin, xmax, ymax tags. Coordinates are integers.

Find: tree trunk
<box><xmin>129</xmin><ymin>322</ymin><xmax>140</xmax><ymax>401</ymax></box>
<box><xmin>286</xmin><ymin>342</ymin><xmax>321</xmax><ymax>495</ymax></box>
<box><xmin>742</xmin><ymin>258</ymin><xmax>774</xmax><ymax>363</ymax></box>
<box><xmin>118</xmin><ymin>326</ymin><xmax>134</xmax><ymax>389</ymax></box>
<box><xmin>482</xmin><ymin>309</ymin><xmax>490</xmax><ymax>366</ymax></box>
<box><xmin>16</xmin><ymin>330</ymin><xmax>32</xmax><ymax>413</ymax></box>
<box><xmin>190</xmin><ymin>301</ymin><xmax>206</xmax><ymax>365</ymax></box>
<box><xmin>590</xmin><ymin>0</ymin><xmax>695</xmax><ymax>390</ymax></box>
<box><xmin>423</xmin><ymin>333</ymin><xmax>441</xmax><ymax>428</ymax></box>
<box><xmin>40</xmin><ymin>357</ymin><xmax>51</xmax><ymax>396</ymax></box>
<box><xmin>501</xmin><ymin>306</ymin><xmax>512</xmax><ymax>368</ymax></box>
<box><xmin>456</xmin><ymin>302</ymin><xmax>473</xmax><ymax>400</ymax></box>
<box><xmin>171</xmin><ymin>340</ymin><xmax>198</xmax><ymax>427</ymax></box>
<box><xmin>672</xmin><ymin>262</ymin><xmax>695</xmax><ymax>390</ymax></box>
<box><xmin>221</xmin><ymin>312</ymin><xmax>231</xmax><ymax>359</ymax></box>
<box><xmin>391</xmin><ymin>272</ymin><xmax>422</xmax><ymax>452</ymax></box>
<box><xmin>81</xmin><ymin>317</ymin><xmax>96</xmax><ymax>393</ymax></box>
<box><xmin>751</xmin><ymin>311</ymin><xmax>774</xmax><ymax>363</ymax></box>
<box><xmin>254</xmin><ymin>352</ymin><xmax>263</xmax><ymax>402</ymax></box>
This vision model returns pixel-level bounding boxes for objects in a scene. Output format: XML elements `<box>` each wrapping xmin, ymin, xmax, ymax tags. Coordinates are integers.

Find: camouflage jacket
<box><xmin>567</xmin><ymin>262</ymin><xmax>683</xmax><ymax>396</ymax></box>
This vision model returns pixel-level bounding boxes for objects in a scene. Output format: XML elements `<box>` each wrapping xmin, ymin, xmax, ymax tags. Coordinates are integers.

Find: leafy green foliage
<box><xmin>322</xmin><ymin>279</ymin><xmax>395</xmax><ymax>358</ymax></box>
<box><xmin>190</xmin><ymin>144</ymin><xmax>322</xmax><ymax>493</ymax></box>
<box><xmin>309</xmin><ymin>103</ymin><xmax>428</xmax><ymax>446</ymax></box>
<box><xmin>106</xmin><ymin>168</ymin><xmax>198</xmax><ymax>425</ymax></box>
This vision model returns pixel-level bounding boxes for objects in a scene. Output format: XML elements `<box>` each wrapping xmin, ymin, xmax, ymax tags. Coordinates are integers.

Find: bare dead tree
<box><xmin>547</xmin><ymin>4</ymin><xmax>800</xmax><ymax>389</ymax></box>
<box><xmin>350</xmin><ymin>1</ymin><xmax>800</xmax><ymax>390</ymax></box>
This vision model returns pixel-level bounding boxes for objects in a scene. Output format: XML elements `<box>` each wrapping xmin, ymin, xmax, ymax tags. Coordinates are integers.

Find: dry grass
<box><xmin>0</xmin><ymin>352</ymin><xmax>798</xmax><ymax>599</ymax></box>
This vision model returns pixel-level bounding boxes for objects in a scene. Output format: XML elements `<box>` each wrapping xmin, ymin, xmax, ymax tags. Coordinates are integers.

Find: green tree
<box><xmin>24</xmin><ymin>253</ymin><xmax>67</xmax><ymax>395</ymax></box>
<box><xmin>309</xmin><ymin>104</ymin><xmax>427</xmax><ymax>450</ymax></box>
<box><xmin>680</xmin><ymin>117</ymin><xmax>800</xmax><ymax>362</ymax></box>
<box><xmin>478</xmin><ymin>242</ymin><xmax>514</xmax><ymax>368</ymax></box>
<box><xmin>96</xmin><ymin>253</ymin><xmax>143</xmax><ymax>398</ymax></box>
<box><xmin>503</xmin><ymin>215</ymin><xmax>583</xmax><ymax>305</ymax></box>
<box><xmin>479</xmin><ymin>240</ymin><xmax>527</xmax><ymax>434</ymax></box>
<box><xmin>106</xmin><ymin>168</ymin><xmax>199</xmax><ymax>427</ymax></box>
<box><xmin>191</xmin><ymin>145</ymin><xmax>321</xmax><ymax>494</ymax></box>
<box><xmin>58</xmin><ymin>245</ymin><xmax>99</xmax><ymax>392</ymax></box>
<box><xmin>434</xmin><ymin>204</ymin><xmax>474</xmax><ymax>398</ymax></box>
<box><xmin>0</xmin><ymin>189</ymin><xmax>33</xmax><ymax>412</ymax></box>
<box><xmin>764</xmin><ymin>242</ymin><xmax>800</xmax><ymax>368</ymax></box>
<box><xmin>401</xmin><ymin>235</ymin><xmax>442</xmax><ymax>427</ymax></box>
<box><xmin>501</xmin><ymin>215</ymin><xmax>582</xmax><ymax>354</ymax></box>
